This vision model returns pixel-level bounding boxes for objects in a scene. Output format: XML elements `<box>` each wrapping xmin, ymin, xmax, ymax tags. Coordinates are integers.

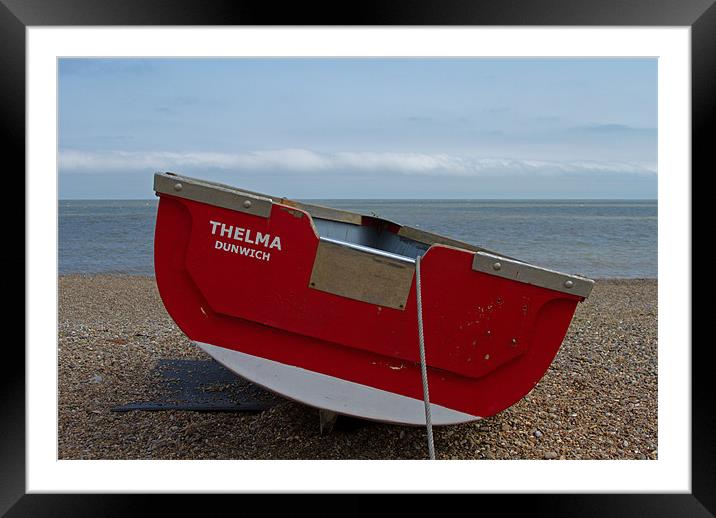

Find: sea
<box><xmin>58</xmin><ymin>199</ymin><xmax>657</xmax><ymax>279</ymax></box>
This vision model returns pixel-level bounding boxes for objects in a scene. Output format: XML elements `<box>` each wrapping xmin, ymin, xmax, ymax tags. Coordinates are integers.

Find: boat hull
<box><xmin>154</xmin><ymin>176</ymin><xmax>590</xmax><ymax>425</ymax></box>
<box><xmin>197</xmin><ymin>341</ymin><xmax>478</xmax><ymax>425</ymax></box>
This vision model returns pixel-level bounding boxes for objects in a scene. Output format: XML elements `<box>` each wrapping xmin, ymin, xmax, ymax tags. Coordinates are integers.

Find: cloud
<box><xmin>568</xmin><ymin>123</ymin><xmax>656</xmax><ymax>135</ymax></box>
<box><xmin>59</xmin><ymin>148</ymin><xmax>657</xmax><ymax>177</ymax></box>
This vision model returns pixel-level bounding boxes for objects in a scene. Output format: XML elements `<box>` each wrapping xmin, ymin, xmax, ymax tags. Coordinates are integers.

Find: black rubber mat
<box><xmin>111</xmin><ymin>359</ymin><xmax>284</xmax><ymax>413</ymax></box>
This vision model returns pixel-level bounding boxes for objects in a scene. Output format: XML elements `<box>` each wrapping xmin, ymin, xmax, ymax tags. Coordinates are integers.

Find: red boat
<box><xmin>153</xmin><ymin>172</ymin><xmax>594</xmax><ymax>425</ymax></box>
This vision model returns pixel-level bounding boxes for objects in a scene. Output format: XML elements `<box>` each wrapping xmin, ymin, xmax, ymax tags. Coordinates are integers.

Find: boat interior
<box><xmin>311</xmin><ymin>217</ymin><xmax>431</xmax><ymax>264</ymax></box>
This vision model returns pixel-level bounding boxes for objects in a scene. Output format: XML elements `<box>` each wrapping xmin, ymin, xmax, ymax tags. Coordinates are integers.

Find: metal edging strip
<box><xmin>472</xmin><ymin>251</ymin><xmax>595</xmax><ymax>298</ymax></box>
<box><xmin>153</xmin><ymin>172</ymin><xmax>273</xmax><ymax>218</ymax></box>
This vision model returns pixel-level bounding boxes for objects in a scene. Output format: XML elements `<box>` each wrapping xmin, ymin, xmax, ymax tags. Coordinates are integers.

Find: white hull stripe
<box><xmin>196</xmin><ymin>341</ymin><xmax>480</xmax><ymax>426</ymax></box>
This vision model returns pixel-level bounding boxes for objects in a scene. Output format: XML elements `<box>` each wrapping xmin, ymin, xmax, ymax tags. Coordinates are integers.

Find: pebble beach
<box><xmin>58</xmin><ymin>275</ymin><xmax>657</xmax><ymax>460</ymax></box>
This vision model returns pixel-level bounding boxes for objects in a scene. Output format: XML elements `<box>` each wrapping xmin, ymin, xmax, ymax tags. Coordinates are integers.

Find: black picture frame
<box><xmin>6</xmin><ymin>0</ymin><xmax>708</xmax><ymax>515</ymax></box>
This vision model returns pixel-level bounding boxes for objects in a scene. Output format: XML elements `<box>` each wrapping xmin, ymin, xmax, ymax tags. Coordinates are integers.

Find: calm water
<box><xmin>59</xmin><ymin>199</ymin><xmax>656</xmax><ymax>278</ymax></box>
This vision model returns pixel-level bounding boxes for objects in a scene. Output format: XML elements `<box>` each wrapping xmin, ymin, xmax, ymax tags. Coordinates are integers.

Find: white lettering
<box><xmin>214</xmin><ymin>239</ymin><xmax>273</xmax><ymax>263</ymax></box>
<box><xmin>255</xmin><ymin>232</ymin><xmax>270</xmax><ymax>247</ymax></box>
<box><xmin>210</xmin><ymin>220</ymin><xmax>282</xmax><ymax>257</ymax></box>
<box><xmin>220</xmin><ymin>223</ymin><xmax>233</xmax><ymax>238</ymax></box>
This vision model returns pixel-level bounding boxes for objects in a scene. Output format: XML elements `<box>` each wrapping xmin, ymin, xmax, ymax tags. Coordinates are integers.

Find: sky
<box><xmin>58</xmin><ymin>58</ymin><xmax>657</xmax><ymax>199</ymax></box>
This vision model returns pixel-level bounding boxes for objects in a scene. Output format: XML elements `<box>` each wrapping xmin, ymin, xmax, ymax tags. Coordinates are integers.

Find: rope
<box><xmin>415</xmin><ymin>255</ymin><xmax>436</xmax><ymax>460</ymax></box>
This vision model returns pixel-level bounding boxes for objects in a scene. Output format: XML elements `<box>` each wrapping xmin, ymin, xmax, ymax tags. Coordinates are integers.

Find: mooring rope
<box><xmin>415</xmin><ymin>255</ymin><xmax>436</xmax><ymax>460</ymax></box>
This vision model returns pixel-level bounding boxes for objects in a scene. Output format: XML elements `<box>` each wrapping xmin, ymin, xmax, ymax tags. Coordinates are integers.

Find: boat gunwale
<box><xmin>154</xmin><ymin>171</ymin><xmax>490</xmax><ymax>251</ymax></box>
<box><xmin>154</xmin><ymin>171</ymin><xmax>594</xmax><ymax>297</ymax></box>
